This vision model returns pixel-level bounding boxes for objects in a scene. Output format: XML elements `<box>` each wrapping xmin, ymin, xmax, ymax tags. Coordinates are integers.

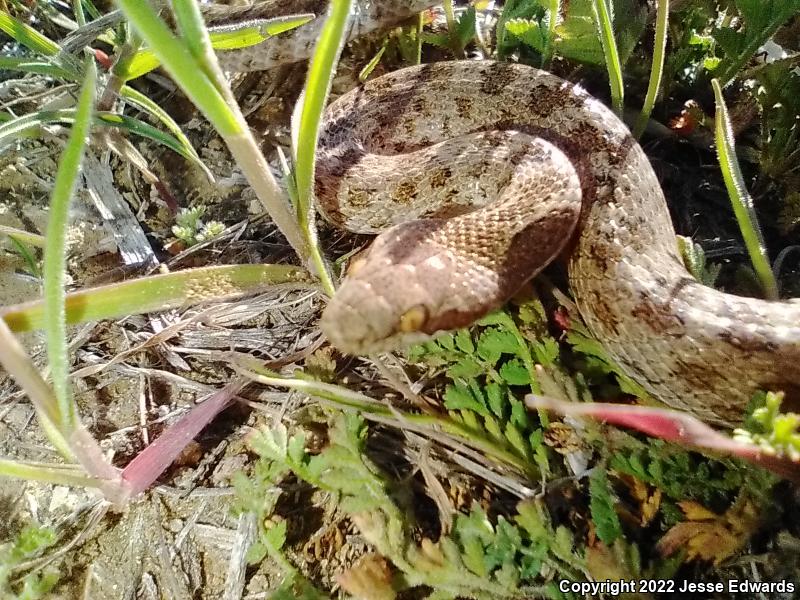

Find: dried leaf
<box><xmin>631</xmin><ymin>477</ymin><xmax>662</xmax><ymax>527</ymax></box>
<box><xmin>336</xmin><ymin>554</ymin><xmax>396</xmax><ymax>600</ymax></box>
<box><xmin>657</xmin><ymin>497</ymin><xmax>761</xmax><ymax>565</ymax></box>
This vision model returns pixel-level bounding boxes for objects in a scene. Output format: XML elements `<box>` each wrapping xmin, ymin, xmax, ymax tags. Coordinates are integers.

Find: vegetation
<box><xmin>0</xmin><ymin>0</ymin><xmax>798</xmax><ymax>597</ymax></box>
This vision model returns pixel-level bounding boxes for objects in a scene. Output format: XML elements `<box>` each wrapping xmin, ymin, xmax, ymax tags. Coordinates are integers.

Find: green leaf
<box><xmin>499</xmin><ymin>359</ymin><xmax>530</xmax><ymax>385</ymax></box>
<box><xmin>483</xmin><ymin>414</ymin><xmax>503</xmax><ymax>440</ymax></box>
<box><xmin>264</xmin><ymin>519</ymin><xmax>287</xmax><ymax>550</ymax></box>
<box><xmin>245</xmin><ymin>540</ymin><xmax>268</xmax><ymax>564</ymax></box>
<box><xmin>484</xmin><ymin>517</ymin><xmax>522</xmax><ymax>570</ymax></box>
<box><xmin>454</xmin><ymin>6</ymin><xmax>477</xmax><ymax>47</ymax></box>
<box><xmin>287</xmin><ymin>430</ymin><xmax>308</xmax><ymax>466</ymax></box>
<box><xmin>497</xmin><ymin>0</ymin><xmax>545</xmax><ymax>57</ymax></box>
<box><xmin>420</xmin><ymin>31</ymin><xmax>452</xmax><ymax>50</ymax></box>
<box><xmin>518</xmin><ymin>548</ymin><xmax>544</xmax><ymax>580</ymax></box>
<box><xmin>0</xmin><ymin>522</ymin><xmax>59</xmax><ymax>597</ymax></box>
<box><xmin>250</xmin><ymin>424</ymin><xmax>289</xmax><ymax>462</ymax></box>
<box><xmin>510</xmin><ymin>398</ymin><xmax>531</xmax><ymax>429</ymax></box>
<box><xmin>713</xmin><ymin>28</ymin><xmax>744</xmax><ymax>59</ymax></box>
<box><xmin>455</xmin><ymin>504</ymin><xmax>494</xmax><ymax>577</ymax></box>
<box><xmin>454</xmin><ymin>329</ymin><xmax>475</xmax><ymax>354</ymax></box>
<box><xmin>515</xmin><ymin>499</ymin><xmax>550</xmax><ymax>539</ymax></box>
<box><xmin>445</xmin><ymin>383</ymin><xmax>487</xmax><ymax>415</ymax></box>
<box><xmin>477</xmin><ymin>328</ymin><xmax>519</xmax><ymax>364</ymax></box>
<box><xmin>438</xmin><ymin>333</ymin><xmax>456</xmax><ymax>352</ymax></box>
<box><xmin>505</xmin><ymin>423</ymin><xmax>531</xmax><ymax>460</ymax></box>
<box><xmin>712</xmin><ymin>0</ymin><xmax>800</xmax><ymax>84</ymax></box>
<box><xmin>446</xmin><ymin>355</ymin><xmax>484</xmax><ymax>378</ymax></box>
<box><xmin>589</xmin><ymin>468</ymin><xmax>622</xmax><ymax>545</ymax></box>
<box><xmin>486</xmin><ymin>382</ymin><xmax>507</xmax><ymax>419</ymax></box>
<box><xmin>503</xmin><ymin>0</ymin><xmax>645</xmax><ymax>71</ymax></box>
<box><xmin>505</xmin><ymin>18</ymin><xmax>547</xmax><ymax>53</ymax></box>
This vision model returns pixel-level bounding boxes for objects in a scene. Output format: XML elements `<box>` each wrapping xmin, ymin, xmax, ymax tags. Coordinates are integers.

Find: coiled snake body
<box><xmin>315</xmin><ymin>60</ymin><xmax>800</xmax><ymax>425</ymax></box>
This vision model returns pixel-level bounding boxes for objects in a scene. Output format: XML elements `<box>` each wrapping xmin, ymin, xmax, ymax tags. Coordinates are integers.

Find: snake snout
<box><xmin>320</xmin><ymin>266</ymin><xmax>437</xmax><ymax>355</ymax></box>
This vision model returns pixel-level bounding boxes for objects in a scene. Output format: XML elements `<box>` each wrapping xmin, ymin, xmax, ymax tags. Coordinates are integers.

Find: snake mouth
<box><xmin>321</xmin><ymin>301</ymin><xmax>436</xmax><ymax>356</ymax></box>
<box><xmin>320</xmin><ymin>311</ymin><xmax>433</xmax><ymax>356</ymax></box>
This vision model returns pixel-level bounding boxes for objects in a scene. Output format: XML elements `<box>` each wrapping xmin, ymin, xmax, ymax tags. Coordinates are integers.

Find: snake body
<box><xmin>314</xmin><ymin>60</ymin><xmax>800</xmax><ymax>425</ymax></box>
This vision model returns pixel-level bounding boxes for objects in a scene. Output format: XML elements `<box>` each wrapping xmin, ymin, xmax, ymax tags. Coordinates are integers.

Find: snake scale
<box><xmin>206</xmin><ymin>1</ymin><xmax>800</xmax><ymax>425</ymax></box>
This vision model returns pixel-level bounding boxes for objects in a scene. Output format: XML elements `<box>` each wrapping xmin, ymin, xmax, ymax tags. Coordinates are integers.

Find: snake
<box><xmin>310</xmin><ymin>59</ymin><xmax>800</xmax><ymax>426</ymax></box>
<box><xmin>119</xmin><ymin>0</ymin><xmax>798</xmax><ymax>426</ymax></box>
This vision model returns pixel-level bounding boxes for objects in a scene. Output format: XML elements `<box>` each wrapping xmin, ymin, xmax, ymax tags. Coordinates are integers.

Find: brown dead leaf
<box><xmin>657</xmin><ymin>496</ymin><xmax>761</xmax><ymax>565</ymax></box>
<box><xmin>586</xmin><ymin>540</ymin><xmax>633</xmax><ymax>582</ymax></box>
<box><xmin>586</xmin><ymin>539</ymin><xmax>646</xmax><ymax>600</ymax></box>
<box><xmin>635</xmin><ymin>480</ymin><xmax>662</xmax><ymax>527</ymax></box>
<box><xmin>618</xmin><ymin>474</ymin><xmax>662</xmax><ymax>527</ymax></box>
<box><xmin>336</xmin><ymin>553</ymin><xmax>396</xmax><ymax>600</ymax></box>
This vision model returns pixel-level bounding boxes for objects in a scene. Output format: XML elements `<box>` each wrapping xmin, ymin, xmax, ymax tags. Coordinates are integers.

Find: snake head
<box><xmin>320</xmin><ymin>220</ymin><xmax>497</xmax><ymax>355</ymax></box>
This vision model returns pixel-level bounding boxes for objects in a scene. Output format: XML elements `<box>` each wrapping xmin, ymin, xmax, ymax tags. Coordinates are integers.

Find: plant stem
<box><xmin>592</xmin><ymin>0</ymin><xmax>624</xmax><ymax>116</ymax></box>
<box><xmin>43</xmin><ymin>59</ymin><xmax>97</xmax><ymax>431</ymax></box>
<box><xmin>634</xmin><ymin>0</ymin><xmax>669</xmax><ymax>138</ymax></box>
<box><xmin>711</xmin><ymin>78</ymin><xmax>779</xmax><ymax>300</ymax></box>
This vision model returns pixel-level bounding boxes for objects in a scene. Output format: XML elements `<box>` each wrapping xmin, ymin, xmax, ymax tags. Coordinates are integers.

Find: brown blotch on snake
<box><xmin>315</xmin><ymin>61</ymin><xmax>800</xmax><ymax>426</ymax></box>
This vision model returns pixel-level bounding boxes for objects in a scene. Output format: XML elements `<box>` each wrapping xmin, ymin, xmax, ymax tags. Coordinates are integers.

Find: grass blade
<box><xmin>0</xmin><ymin>459</ymin><xmax>107</xmax><ymax>489</ymax></box>
<box><xmin>209</xmin><ymin>14</ymin><xmax>314</xmax><ymax>49</ymax></box>
<box><xmin>43</xmin><ymin>59</ymin><xmax>96</xmax><ymax>431</ymax></box>
<box><xmin>114</xmin><ymin>1</ymin><xmax>236</xmax><ymax>133</ymax></box>
<box><xmin>94</xmin><ymin>111</ymin><xmax>205</xmax><ymax>166</ymax></box>
<box><xmin>633</xmin><ymin>0</ymin><xmax>668</xmax><ymax>138</ymax></box>
<box><xmin>0</xmin><ymin>108</ymin><xmax>209</xmax><ymax>172</ymax></box>
<box><xmin>0</xmin><ymin>10</ymin><xmax>61</xmax><ymax>55</ymax></box>
<box><xmin>121</xmin><ymin>381</ymin><xmax>243</xmax><ymax>497</ymax></box>
<box><xmin>591</xmin><ymin>0</ymin><xmax>624</xmax><ymax>115</ymax></box>
<box><xmin>0</xmin><ymin>225</ymin><xmax>46</xmax><ymax>248</ymax></box>
<box><xmin>122</xmin><ymin>14</ymin><xmax>314</xmax><ymax>80</ymax></box>
<box><xmin>292</xmin><ymin>0</ymin><xmax>353</xmax><ymax>297</ymax></box>
<box><xmin>171</xmin><ymin>0</ymin><xmax>214</xmax><ymax>63</ymax></box>
<box><xmin>8</xmin><ymin>237</ymin><xmax>42</xmax><ymax>278</ymax></box>
<box><xmin>0</xmin><ymin>57</ymin><xmax>76</xmax><ymax>79</ymax></box>
<box><xmin>1</xmin><ymin>264</ymin><xmax>310</xmax><ymax>332</ymax></box>
<box><xmin>73</xmin><ymin>0</ymin><xmax>87</xmax><ymax>27</ymax></box>
<box><xmin>711</xmin><ymin>78</ymin><xmax>779</xmax><ymax>300</ymax></box>
<box><xmin>119</xmin><ymin>85</ymin><xmax>213</xmax><ymax>181</ymax></box>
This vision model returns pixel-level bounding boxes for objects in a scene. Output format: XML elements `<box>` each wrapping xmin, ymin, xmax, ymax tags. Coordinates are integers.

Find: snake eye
<box><xmin>346</xmin><ymin>254</ymin><xmax>368</xmax><ymax>276</ymax></box>
<box><xmin>398</xmin><ymin>305</ymin><xmax>429</xmax><ymax>333</ymax></box>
